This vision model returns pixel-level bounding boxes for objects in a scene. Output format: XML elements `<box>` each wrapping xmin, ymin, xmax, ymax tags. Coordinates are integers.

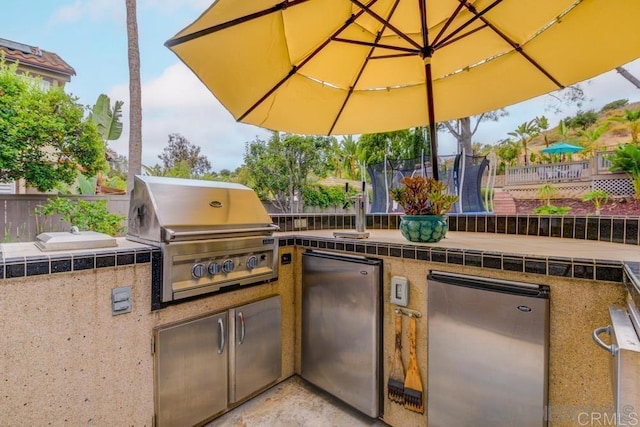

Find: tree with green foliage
<box><xmin>578</xmin><ymin>122</ymin><xmax>609</xmax><ymax>157</ymax></box>
<box><xmin>357</xmin><ymin>127</ymin><xmax>429</xmax><ymax>166</ymax></box>
<box><xmin>508</xmin><ymin>120</ymin><xmax>539</xmax><ymax>166</ymax></box>
<box><xmin>244</xmin><ymin>132</ymin><xmax>333</xmax><ymax>213</ymax></box>
<box><xmin>564</xmin><ymin>110</ymin><xmax>598</xmax><ymax>130</ymax></box>
<box><xmin>611</xmin><ymin>109</ymin><xmax>640</xmax><ymax>143</ymax></box>
<box><xmin>158</xmin><ymin>133</ymin><xmax>211</xmax><ymax>177</ymax></box>
<box><xmin>534</xmin><ymin>116</ymin><xmax>550</xmax><ymax>147</ymax></box>
<box><xmin>493</xmin><ymin>139</ymin><xmax>522</xmax><ymax>172</ymax></box>
<box><xmin>36</xmin><ymin>197</ymin><xmax>125</xmax><ymax>236</ymax></box>
<box><xmin>0</xmin><ymin>59</ymin><xmax>105</xmax><ymax>192</ymax></box>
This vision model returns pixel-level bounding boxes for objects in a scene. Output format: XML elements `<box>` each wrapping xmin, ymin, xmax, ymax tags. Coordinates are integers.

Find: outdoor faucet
<box><xmin>344</xmin><ymin>182</ymin><xmax>367</xmax><ymax>233</ymax></box>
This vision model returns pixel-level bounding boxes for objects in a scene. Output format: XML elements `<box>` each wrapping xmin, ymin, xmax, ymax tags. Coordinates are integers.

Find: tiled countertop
<box><xmin>281</xmin><ymin>230</ymin><xmax>640</xmax><ymax>263</ymax></box>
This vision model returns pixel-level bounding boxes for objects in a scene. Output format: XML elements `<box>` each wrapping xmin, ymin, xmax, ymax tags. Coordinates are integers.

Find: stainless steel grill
<box><xmin>127</xmin><ymin>176</ymin><xmax>278</xmax><ymax>303</ymax></box>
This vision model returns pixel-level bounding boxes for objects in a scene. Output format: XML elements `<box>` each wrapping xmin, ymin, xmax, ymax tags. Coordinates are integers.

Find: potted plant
<box><xmin>389</xmin><ymin>176</ymin><xmax>459</xmax><ymax>243</ymax></box>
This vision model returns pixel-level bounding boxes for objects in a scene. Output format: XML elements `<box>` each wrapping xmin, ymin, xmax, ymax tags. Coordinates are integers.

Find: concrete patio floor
<box><xmin>206</xmin><ymin>376</ymin><xmax>388</xmax><ymax>427</ymax></box>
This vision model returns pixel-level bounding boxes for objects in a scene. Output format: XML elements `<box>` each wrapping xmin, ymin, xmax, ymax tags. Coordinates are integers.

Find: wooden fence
<box><xmin>1</xmin><ymin>195</ymin><xmax>130</xmax><ymax>243</ymax></box>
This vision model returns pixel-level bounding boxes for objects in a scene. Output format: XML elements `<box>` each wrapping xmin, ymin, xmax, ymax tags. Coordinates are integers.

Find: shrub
<box><xmin>302</xmin><ymin>184</ymin><xmax>359</xmax><ymax>209</ymax></box>
<box><xmin>537</xmin><ymin>182</ymin><xmax>557</xmax><ymax>206</ymax></box>
<box><xmin>601</xmin><ymin>99</ymin><xmax>628</xmax><ymax>113</ymax></box>
<box><xmin>36</xmin><ymin>197</ymin><xmax>126</xmax><ymax>236</ymax></box>
<box><xmin>609</xmin><ymin>143</ymin><xmax>640</xmax><ymax>199</ymax></box>
<box><xmin>533</xmin><ymin>205</ymin><xmax>571</xmax><ymax>215</ymax></box>
<box><xmin>581</xmin><ymin>190</ymin><xmax>609</xmax><ymax>212</ymax></box>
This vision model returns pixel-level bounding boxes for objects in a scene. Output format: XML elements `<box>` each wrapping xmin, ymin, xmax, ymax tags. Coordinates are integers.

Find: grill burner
<box><xmin>126</xmin><ymin>176</ymin><xmax>278</xmax><ymax>305</ymax></box>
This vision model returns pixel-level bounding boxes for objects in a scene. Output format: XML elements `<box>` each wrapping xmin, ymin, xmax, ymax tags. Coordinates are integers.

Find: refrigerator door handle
<box><xmin>238</xmin><ymin>311</ymin><xmax>246</xmax><ymax>345</ymax></box>
<box><xmin>592</xmin><ymin>325</ymin><xmax>617</xmax><ymax>355</ymax></box>
<box><xmin>218</xmin><ymin>318</ymin><xmax>225</xmax><ymax>354</ymax></box>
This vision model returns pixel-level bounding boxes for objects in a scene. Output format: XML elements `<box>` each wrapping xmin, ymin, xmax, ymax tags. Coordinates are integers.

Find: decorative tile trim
<box><xmin>278</xmin><ymin>235</ymin><xmax>628</xmax><ymax>284</ymax></box>
<box><xmin>0</xmin><ymin>246</ymin><xmax>159</xmax><ymax>280</ymax></box>
<box><xmin>272</xmin><ymin>213</ymin><xmax>640</xmax><ymax>246</ymax></box>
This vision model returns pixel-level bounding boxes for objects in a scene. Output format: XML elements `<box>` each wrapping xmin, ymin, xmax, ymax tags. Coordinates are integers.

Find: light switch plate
<box><xmin>112</xmin><ymin>286</ymin><xmax>132</xmax><ymax>315</ymax></box>
<box><xmin>390</xmin><ymin>276</ymin><xmax>408</xmax><ymax>306</ymax></box>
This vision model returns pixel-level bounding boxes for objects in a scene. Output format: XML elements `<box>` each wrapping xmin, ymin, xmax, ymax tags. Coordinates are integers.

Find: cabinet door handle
<box><xmin>592</xmin><ymin>325</ymin><xmax>616</xmax><ymax>355</ymax></box>
<box><xmin>218</xmin><ymin>318</ymin><xmax>225</xmax><ymax>354</ymax></box>
<box><xmin>239</xmin><ymin>312</ymin><xmax>246</xmax><ymax>345</ymax></box>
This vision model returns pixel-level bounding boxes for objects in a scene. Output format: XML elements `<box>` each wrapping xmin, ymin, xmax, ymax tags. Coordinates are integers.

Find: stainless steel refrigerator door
<box><xmin>301</xmin><ymin>252</ymin><xmax>381</xmax><ymax>417</ymax></box>
<box><xmin>428</xmin><ymin>272</ymin><xmax>549</xmax><ymax>427</ymax></box>
<box><xmin>155</xmin><ymin>311</ymin><xmax>228</xmax><ymax>427</ymax></box>
<box><xmin>229</xmin><ymin>295</ymin><xmax>282</xmax><ymax>403</ymax></box>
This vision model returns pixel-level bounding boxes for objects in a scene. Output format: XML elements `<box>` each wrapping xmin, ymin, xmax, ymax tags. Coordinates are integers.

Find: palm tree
<box><xmin>508</xmin><ymin>120</ymin><xmax>539</xmax><ymax>166</ymax></box>
<box><xmin>617</xmin><ymin>109</ymin><xmax>640</xmax><ymax>143</ymax></box>
<box><xmin>126</xmin><ymin>0</ymin><xmax>142</xmax><ymax>193</ymax></box>
<box><xmin>579</xmin><ymin>122</ymin><xmax>609</xmax><ymax>158</ymax></box>
<box><xmin>534</xmin><ymin>116</ymin><xmax>550</xmax><ymax>147</ymax></box>
<box><xmin>340</xmin><ymin>135</ymin><xmax>359</xmax><ymax>180</ymax></box>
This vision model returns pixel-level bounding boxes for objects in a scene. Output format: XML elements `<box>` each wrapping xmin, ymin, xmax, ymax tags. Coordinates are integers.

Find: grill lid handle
<box><xmin>163</xmin><ymin>224</ymin><xmax>279</xmax><ymax>241</ymax></box>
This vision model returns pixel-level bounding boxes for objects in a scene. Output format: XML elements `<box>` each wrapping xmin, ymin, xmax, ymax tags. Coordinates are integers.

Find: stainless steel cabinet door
<box><xmin>301</xmin><ymin>252</ymin><xmax>381</xmax><ymax>417</ymax></box>
<box><xmin>428</xmin><ymin>274</ymin><xmax>549</xmax><ymax>427</ymax></box>
<box><xmin>155</xmin><ymin>312</ymin><xmax>228</xmax><ymax>427</ymax></box>
<box><xmin>229</xmin><ymin>295</ymin><xmax>282</xmax><ymax>403</ymax></box>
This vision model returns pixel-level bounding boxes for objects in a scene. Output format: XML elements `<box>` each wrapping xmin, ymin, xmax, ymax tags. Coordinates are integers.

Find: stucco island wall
<box><xmin>0</xmin><ymin>242</ymin><xmax>296</xmax><ymax>426</ymax></box>
<box><xmin>289</xmin><ymin>244</ymin><xmax>627</xmax><ymax>427</ymax></box>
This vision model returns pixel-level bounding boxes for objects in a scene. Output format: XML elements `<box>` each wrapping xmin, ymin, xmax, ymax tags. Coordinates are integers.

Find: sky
<box><xmin>3</xmin><ymin>1</ymin><xmax>640</xmax><ymax>172</ymax></box>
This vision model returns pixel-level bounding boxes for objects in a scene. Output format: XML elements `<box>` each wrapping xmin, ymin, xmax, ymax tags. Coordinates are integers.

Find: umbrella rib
<box><xmin>328</xmin><ymin>0</ymin><xmax>402</xmax><ymax>135</ymax></box>
<box><xmin>460</xmin><ymin>2</ymin><xmax>564</xmax><ymax>89</ymax></box>
<box><xmin>351</xmin><ymin>0</ymin><xmax>421</xmax><ymax>50</ymax></box>
<box><xmin>430</xmin><ymin>0</ymin><xmax>466</xmax><ymax>47</ymax></box>
<box><xmin>238</xmin><ymin>0</ymin><xmax>379</xmax><ymax>123</ymax></box>
<box><xmin>332</xmin><ymin>38</ymin><xmax>419</xmax><ymax>55</ymax></box>
<box><xmin>433</xmin><ymin>0</ymin><xmax>503</xmax><ymax>49</ymax></box>
<box><xmin>434</xmin><ymin>24</ymin><xmax>487</xmax><ymax>50</ymax></box>
<box><xmin>165</xmin><ymin>0</ymin><xmax>311</xmax><ymax>47</ymax></box>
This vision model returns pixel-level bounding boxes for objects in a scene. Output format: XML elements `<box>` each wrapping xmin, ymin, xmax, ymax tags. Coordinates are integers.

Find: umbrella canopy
<box><xmin>166</xmin><ymin>0</ymin><xmax>640</xmax><ymax>179</ymax></box>
<box><xmin>540</xmin><ymin>142</ymin><xmax>584</xmax><ymax>154</ymax></box>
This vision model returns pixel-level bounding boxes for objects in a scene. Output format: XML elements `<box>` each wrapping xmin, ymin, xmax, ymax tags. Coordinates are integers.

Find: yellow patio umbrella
<box><xmin>166</xmin><ymin>0</ymin><xmax>640</xmax><ymax>179</ymax></box>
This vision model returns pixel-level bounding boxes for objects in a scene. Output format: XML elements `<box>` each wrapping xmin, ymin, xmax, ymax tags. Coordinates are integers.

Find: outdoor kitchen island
<box><xmin>0</xmin><ymin>228</ymin><xmax>636</xmax><ymax>426</ymax></box>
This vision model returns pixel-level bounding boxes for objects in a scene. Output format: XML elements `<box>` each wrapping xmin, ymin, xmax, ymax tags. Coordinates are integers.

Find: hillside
<box><xmin>528</xmin><ymin>100</ymin><xmax>640</xmax><ymax>154</ymax></box>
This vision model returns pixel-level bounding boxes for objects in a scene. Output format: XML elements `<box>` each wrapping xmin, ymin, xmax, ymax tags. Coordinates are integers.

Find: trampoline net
<box><xmin>367</xmin><ymin>156</ymin><xmax>458</xmax><ymax>213</ymax></box>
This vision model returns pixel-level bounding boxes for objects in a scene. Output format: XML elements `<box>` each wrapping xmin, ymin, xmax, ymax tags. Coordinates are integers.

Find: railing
<box><xmin>505</xmin><ymin>160</ymin><xmax>591</xmax><ymax>185</ymax></box>
<box><xmin>596</xmin><ymin>150</ymin><xmax>614</xmax><ymax>174</ymax></box>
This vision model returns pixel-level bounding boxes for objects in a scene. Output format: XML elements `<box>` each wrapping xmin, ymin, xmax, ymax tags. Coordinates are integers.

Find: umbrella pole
<box><xmin>425</xmin><ymin>59</ymin><xmax>438</xmax><ymax>181</ymax></box>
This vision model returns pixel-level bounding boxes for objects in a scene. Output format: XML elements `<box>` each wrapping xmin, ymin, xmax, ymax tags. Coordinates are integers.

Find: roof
<box><xmin>0</xmin><ymin>37</ymin><xmax>75</xmax><ymax>77</ymax></box>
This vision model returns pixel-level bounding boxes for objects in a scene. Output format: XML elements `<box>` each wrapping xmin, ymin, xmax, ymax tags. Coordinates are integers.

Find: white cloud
<box><xmin>108</xmin><ymin>62</ymin><xmax>270</xmax><ymax>172</ymax></box>
<box><xmin>48</xmin><ymin>0</ymin><xmax>123</xmax><ymax>26</ymax></box>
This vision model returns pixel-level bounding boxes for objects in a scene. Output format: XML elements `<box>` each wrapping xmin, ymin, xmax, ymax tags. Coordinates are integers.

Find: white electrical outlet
<box><xmin>390</xmin><ymin>276</ymin><xmax>408</xmax><ymax>306</ymax></box>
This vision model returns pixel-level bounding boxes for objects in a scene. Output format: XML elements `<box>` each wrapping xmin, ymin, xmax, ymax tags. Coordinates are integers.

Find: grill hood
<box><xmin>128</xmin><ymin>175</ymin><xmax>276</xmax><ymax>243</ymax></box>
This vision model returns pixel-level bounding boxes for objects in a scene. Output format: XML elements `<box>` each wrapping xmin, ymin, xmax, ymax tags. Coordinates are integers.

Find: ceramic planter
<box><xmin>399</xmin><ymin>215</ymin><xmax>448</xmax><ymax>243</ymax></box>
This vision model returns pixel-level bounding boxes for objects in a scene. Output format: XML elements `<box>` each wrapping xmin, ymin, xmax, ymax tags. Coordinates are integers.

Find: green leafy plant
<box><xmin>302</xmin><ymin>185</ymin><xmax>359</xmax><ymax>209</ymax></box>
<box><xmin>389</xmin><ymin>176</ymin><xmax>458</xmax><ymax>216</ymax></box>
<box><xmin>537</xmin><ymin>182</ymin><xmax>557</xmax><ymax>206</ymax></box>
<box><xmin>36</xmin><ymin>197</ymin><xmax>125</xmax><ymax>236</ymax></box>
<box><xmin>581</xmin><ymin>190</ymin><xmax>609</xmax><ymax>213</ymax></box>
<box><xmin>533</xmin><ymin>205</ymin><xmax>571</xmax><ymax>215</ymax></box>
<box><xmin>608</xmin><ymin>143</ymin><xmax>640</xmax><ymax>199</ymax></box>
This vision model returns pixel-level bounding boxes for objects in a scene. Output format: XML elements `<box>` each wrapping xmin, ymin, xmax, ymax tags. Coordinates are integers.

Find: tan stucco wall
<box><xmin>0</xmin><ymin>243</ymin><xmax>625</xmax><ymax>426</ymax></box>
<box><xmin>0</xmin><ymin>247</ymin><xmax>295</xmax><ymax>426</ymax></box>
<box><xmin>292</xmin><ymin>249</ymin><xmax>626</xmax><ymax>427</ymax></box>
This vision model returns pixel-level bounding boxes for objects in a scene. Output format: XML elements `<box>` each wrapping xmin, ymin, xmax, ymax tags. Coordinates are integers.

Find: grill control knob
<box><xmin>247</xmin><ymin>256</ymin><xmax>259</xmax><ymax>270</ymax></box>
<box><xmin>208</xmin><ymin>262</ymin><xmax>220</xmax><ymax>275</ymax></box>
<box><xmin>222</xmin><ymin>259</ymin><xmax>235</xmax><ymax>273</ymax></box>
<box><xmin>191</xmin><ymin>263</ymin><xmax>206</xmax><ymax>279</ymax></box>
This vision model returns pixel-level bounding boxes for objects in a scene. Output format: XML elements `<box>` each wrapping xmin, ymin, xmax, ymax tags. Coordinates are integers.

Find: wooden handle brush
<box><xmin>403</xmin><ymin>315</ymin><xmax>424</xmax><ymax>413</ymax></box>
<box><xmin>387</xmin><ymin>313</ymin><xmax>405</xmax><ymax>403</ymax></box>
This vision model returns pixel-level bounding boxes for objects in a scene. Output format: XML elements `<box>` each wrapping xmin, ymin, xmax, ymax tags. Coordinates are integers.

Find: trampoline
<box><xmin>368</xmin><ymin>149</ymin><xmax>495</xmax><ymax>214</ymax></box>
